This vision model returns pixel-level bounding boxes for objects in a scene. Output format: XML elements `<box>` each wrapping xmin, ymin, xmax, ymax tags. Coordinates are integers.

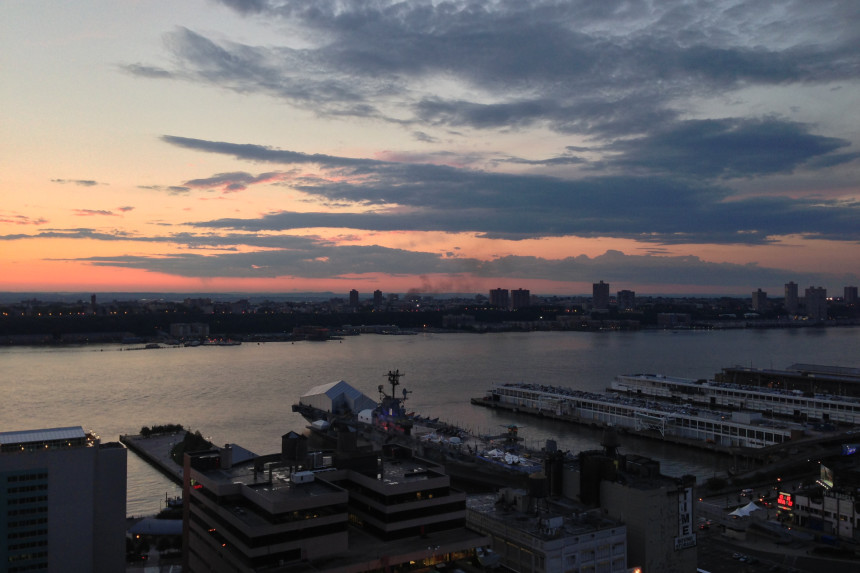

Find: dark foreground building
<box><xmin>182</xmin><ymin>440</ymin><xmax>489</xmax><ymax>572</ymax></box>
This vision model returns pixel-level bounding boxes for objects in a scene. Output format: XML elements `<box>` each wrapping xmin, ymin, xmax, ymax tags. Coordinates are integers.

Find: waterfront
<box><xmin>2</xmin><ymin>327</ymin><xmax>859</xmax><ymax>516</ymax></box>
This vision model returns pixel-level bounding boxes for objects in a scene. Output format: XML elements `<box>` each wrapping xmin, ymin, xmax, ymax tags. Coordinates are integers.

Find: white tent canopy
<box><xmin>299</xmin><ymin>380</ymin><xmax>377</xmax><ymax>414</ymax></box>
<box><xmin>729</xmin><ymin>501</ymin><xmax>764</xmax><ymax>517</ymax></box>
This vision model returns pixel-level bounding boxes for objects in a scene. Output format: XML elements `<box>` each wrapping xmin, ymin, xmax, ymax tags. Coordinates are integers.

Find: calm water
<box><xmin>2</xmin><ymin>327</ymin><xmax>858</xmax><ymax>516</ymax></box>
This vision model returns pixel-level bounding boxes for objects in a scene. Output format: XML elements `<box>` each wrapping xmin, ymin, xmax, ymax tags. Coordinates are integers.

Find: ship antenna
<box><xmin>386</xmin><ymin>369</ymin><xmax>404</xmax><ymax>398</ymax></box>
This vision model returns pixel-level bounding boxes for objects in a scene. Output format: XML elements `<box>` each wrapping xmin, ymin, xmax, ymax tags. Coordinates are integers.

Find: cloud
<box><xmin>59</xmin><ymin>246</ymin><xmax>860</xmax><ymax>290</ymax></box>
<box><xmin>73</xmin><ymin>209</ymin><xmax>120</xmax><ymax>217</ymax></box>
<box><xmin>412</xmin><ymin>131</ymin><xmax>438</xmax><ymax>143</ymax></box>
<box><xmin>4</xmin><ymin>223</ymin><xmax>856</xmax><ymax>289</ymax></box>
<box><xmin>164</xmin><ymin>136</ymin><xmax>860</xmax><ymax>245</ymax></box>
<box><xmin>605</xmin><ymin>117</ymin><xmax>852</xmax><ymax>179</ymax></box>
<box><xmin>126</xmin><ymin>1</ymin><xmax>860</xmax><ymax>139</ymax></box>
<box><xmin>120</xmin><ymin>63</ymin><xmax>174</xmax><ymax>79</ymax></box>
<box><xmin>0</xmin><ymin>213</ymin><xmax>48</xmax><ymax>225</ymax></box>
<box><xmin>182</xmin><ymin>171</ymin><xmax>288</xmax><ymax>193</ymax></box>
<box><xmin>139</xmin><ymin>184</ymin><xmax>192</xmax><ymax>195</ymax></box>
<box><xmin>51</xmin><ymin>179</ymin><xmax>100</xmax><ymax>186</ymax></box>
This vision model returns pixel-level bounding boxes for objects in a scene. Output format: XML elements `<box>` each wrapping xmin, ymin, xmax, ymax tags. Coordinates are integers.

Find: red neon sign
<box><xmin>777</xmin><ymin>492</ymin><xmax>793</xmax><ymax>508</ymax></box>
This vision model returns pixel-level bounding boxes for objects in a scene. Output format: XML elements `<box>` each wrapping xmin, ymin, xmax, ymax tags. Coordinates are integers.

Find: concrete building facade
<box><xmin>562</xmin><ymin>448</ymin><xmax>698</xmax><ymax>573</ymax></box>
<box><xmin>845</xmin><ymin>286</ymin><xmax>858</xmax><ymax>306</ymax></box>
<box><xmin>592</xmin><ymin>281</ymin><xmax>610</xmax><ymax>311</ymax></box>
<box><xmin>784</xmin><ymin>281</ymin><xmax>799</xmax><ymax>315</ymax></box>
<box><xmin>489</xmin><ymin>288</ymin><xmax>510</xmax><ymax>309</ymax></box>
<box><xmin>617</xmin><ymin>289</ymin><xmax>636</xmax><ymax>311</ymax></box>
<box><xmin>511</xmin><ymin>288</ymin><xmax>531</xmax><ymax>310</ymax></box>
<box><xmin>466</xmin><ymin>489</ymin><xmax>627</xmax><ymax>573</ymax></box>
<box><xmin>0</xmin><ymin>426</ymin><xmax>126</xmax><ymax>573</ymax></box>
<box><xmin>182</xmin><ymin>443</ymin><xmax>489</xmax><ymax>573</ymax></box>
<box><xmin>751</xmin><ymin>288</ymin><xmax>767</xmax><ymax>312</ymax></box>
<box><xmin>805</xmin><ymin>286</ymin><xmax>828</xmax><ymax>320</ymax></box>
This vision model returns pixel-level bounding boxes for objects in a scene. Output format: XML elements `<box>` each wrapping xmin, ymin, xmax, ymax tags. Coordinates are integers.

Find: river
<box><xmin>2</xmin><ymin>326</ymin><xmax>858</xmax><ymax>516</ymax></box>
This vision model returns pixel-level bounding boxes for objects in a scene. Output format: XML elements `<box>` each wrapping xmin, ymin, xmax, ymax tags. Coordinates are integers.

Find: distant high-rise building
<box><xmin>489</xmin><ymin>288</ymin><xmax>510</xmax><ymax>309</ymax></box>
<box><xmin>349</xmin><ymin>289</ymin><xmax>359</xmax><ymax>308</ymax></box>
<box><xmin>845</xmin><ymin>286</ymin><xmax>858</xmax><ymax>306</ymax></box>
<box><xmin>0</xmin><ymin>426</ymin><xmax>126</xmax><ymax>572</ymax></box>
<box><xmin>805</xmin><ymin>286</ymin><xmax>827</xmax><ymax>320</ymax></box>
<box><xmin>617</xmin><ymin>289</ymin><xmax>636</xmax><ymax>311</ymax></box>
<box><xmin>751</xmin><ymin>288</ymin><xmax>767</xmax><ymax>312</ymax></box>
<box><xmin>511</xmin><ymin>288</ymin><xmax>530</xmax><ymax>309</ymax></box>
<box><xmin>784</xmin><ymin>282</ymin><xmax>799</xmax><ymax>315</ymax></box>
<box><xmin>593</xmin><ymin>281</ymin><xmax>610</xmax><ymax>310</ymax></box>
<box><xmin>373</xmin><ymin>289</ymin><xmax>383</xmax><ymax>307</ymax></box>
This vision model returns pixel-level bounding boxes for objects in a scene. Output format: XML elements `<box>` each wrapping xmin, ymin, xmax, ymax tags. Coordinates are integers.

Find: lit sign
<box><xmin>777</xmin><ymin>492</ymin><xmax>793</xmax><ymax>509</ymax></box>
<box><xmin>820</xmin><ymin>465</ymin><xmax>834</xmax><ymax>489</ymax></box>
<box><xmin>674</xmin><ymin>487</ymin><xmax>696</xmax><ymax>551</ymax></box>
<box><xmin>842</xmin><ymin>444</ymin><xmax>858</xmax><ymax>456</ymax></box>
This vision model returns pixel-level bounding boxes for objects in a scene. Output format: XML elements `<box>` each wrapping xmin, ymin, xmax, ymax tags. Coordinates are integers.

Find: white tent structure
<box><xmin>298</xmin><ymin>380</ymin><xmax>377</xmax><ymax>414</ymax></box>
<box><xmin>729</xmin><ymin>501</ymin><xmax>764</xmax><ymax>517</ymax></box>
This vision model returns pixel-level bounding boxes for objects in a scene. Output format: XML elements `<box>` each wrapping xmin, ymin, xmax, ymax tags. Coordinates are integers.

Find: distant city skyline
<box><xmin>2</xmin><ymin>2</ymin><xmax>859</xmax><ymax>295</ymax></box>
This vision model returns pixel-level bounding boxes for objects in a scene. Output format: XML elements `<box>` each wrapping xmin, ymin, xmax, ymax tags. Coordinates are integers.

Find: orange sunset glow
<box><xmin>1</xmin><ymin>2</ymin><xmax>858</xmax><ymax>296</ymax></box>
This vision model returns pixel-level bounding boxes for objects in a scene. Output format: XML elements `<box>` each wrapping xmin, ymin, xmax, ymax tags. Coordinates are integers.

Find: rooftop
<box><xmin>467</xmin><ymin>492</ymin><xmax>625</xmax><ymax>541</ymax></box>
<box><xmin>0</xmin><ymin>426</ymin><xmax>92</xmax><ymax>453</ymax></box>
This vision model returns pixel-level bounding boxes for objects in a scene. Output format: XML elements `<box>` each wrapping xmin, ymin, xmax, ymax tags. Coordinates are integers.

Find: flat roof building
<box><xmin>561</xmin><ymin>442</ymin><xmax>698</xmax><ymax>573</ymax></box>
<box><xmin>182</xmin><ymin>442</ymin><xmax>489</xmax><ymax>572</ymax></box>
<box><xmin>467</xmin><ymin>488</ymin><xmax>627</xmax><ymax>572</ymax></box>
<box><xmin>489</xmin><ymin>288</ymin><xmax>510</xmax><ymax>309</ymax></box>
<box><xmin>592</xmin><ymin>281</ymin><xmax>610</xmax><ymax>311</ymax></box>
<box><xmin>0</xmin><ymin>426</ymin><xmax>126</xmax><ymax>573</ymax></box>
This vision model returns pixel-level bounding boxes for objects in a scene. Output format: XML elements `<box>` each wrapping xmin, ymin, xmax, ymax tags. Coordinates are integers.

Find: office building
<box><xmin>467</xmin><ymin>488</ymin><xmax>627</xmax><ymax>572</ymax></box>
<box><xmin>845</xmin><ymin>286</ymin><xmax>858</xmax><ymax>306</ymax></box>
<box><xmin>789</xmin><ymin>459</ymin><xmax>860</xmax><ymax>541</ymax></box>
<box><xmin>0</xmin><ymin>426</ymin><xmax>126</xmax><ymax>573</ymax></box>
<box><xmin>348</xmin><ymin>289</ymin><xmax>359</xmax><ymax>308</ymax></box>
<box><xmin>805</xmin><ymin>286</ymin><xmax>827</xmax><ymax>320</ymax></box>
<box><xmin>511</xmin><ymin>288</ymin><xmax>531</xmax><ymax>310</ymax></box>
<box><xmin>562</xmin><ymin>440</ymin><xmax>698</xmax><ymax>573</ymax></box>
<box><xmin>617</xmin><ymin>289</ymin><xmax>635</xmax><ymax>311</ymax></box>
<box><xmin>183</xmin><ymin>442</ymin><xmax>489</xmax><ymax>572</ymax></box>
<box><xmin>784</xmin><ymin>281</ymin><xmax>799</xmax><ymax>315</ymax></box>
<box><xmin>751</xmin><ymin>288</ymin><xmax>767</xmax><ymax>312</ymax></box>
<box><xmin>372</xmin><ymin>289</ymin><xmax>383</xmax><ymax>307</ymax></box>
<box><xmin>489</xmin><ymin>288</ymin><xmax>509</xmax><ymax>309</ymax></box>
<box><xmin>592</xmin><ymin>281</ymin><xmax>610</xmax><ymax>311</ymax></box>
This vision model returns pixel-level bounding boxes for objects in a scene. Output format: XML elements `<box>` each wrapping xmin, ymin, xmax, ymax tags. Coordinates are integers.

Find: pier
<box><xmin>120</xmin><ymin>433</ymin><xmax>184</xmax><ymax>484</ymax></box>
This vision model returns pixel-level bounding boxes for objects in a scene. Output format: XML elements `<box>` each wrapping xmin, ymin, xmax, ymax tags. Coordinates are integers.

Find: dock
<box><xmin>120</xmin><ymin>433</ymin><xmax>184</xmax><ymax>484</ymax></box>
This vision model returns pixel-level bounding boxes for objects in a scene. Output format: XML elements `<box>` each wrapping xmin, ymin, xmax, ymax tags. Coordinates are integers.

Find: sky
<box><xmin>2</xmin><ymin>1</ymin><xmax>859</xmax><ymax>297</ymax></box>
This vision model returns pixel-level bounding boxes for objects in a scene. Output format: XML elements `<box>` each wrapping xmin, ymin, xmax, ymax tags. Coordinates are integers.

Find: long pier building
<box><xmin>612</xmin><ymin>373</ymin><xmax>860</xmax><ymax>425</ymax></box>
<box><xmin>473</xmin><ymin>383</ymin><xmax>802</xmax><ymax>449</ymax></box>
